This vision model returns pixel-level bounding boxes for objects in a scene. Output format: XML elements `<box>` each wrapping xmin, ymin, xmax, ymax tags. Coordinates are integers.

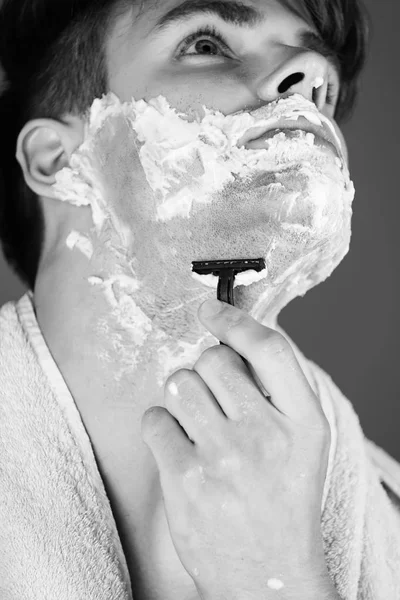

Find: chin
<box><xmin>233</xmin><ymin>227</ymin><xmax>351</xmax><ymax>324</ymax></box>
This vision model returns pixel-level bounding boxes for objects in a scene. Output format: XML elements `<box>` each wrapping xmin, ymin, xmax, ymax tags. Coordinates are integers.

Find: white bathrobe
<box><xmin>0</xmin><ymin>292</ymin><xmax>400</xmax><ymax>599</ymax></box>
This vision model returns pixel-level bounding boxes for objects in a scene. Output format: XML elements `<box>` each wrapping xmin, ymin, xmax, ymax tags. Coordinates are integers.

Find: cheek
<box><xmin>331</xmin><ymin>121</ymin><xmax>348</xmax><ymax>165</ymax></box>
<box><xmin>90</xmin><ymin>114</ymin><xmax>159</xmax><ymax>243</ymax></box>
<box><xmin>140</xmin><ymin>67</ymin><xmax>249</xmax><ymax>122</ymax></box>
<box><xmin>164</xmin><ymin>160</ymin><xmax>351</xmax><ymax>264</ymax></box>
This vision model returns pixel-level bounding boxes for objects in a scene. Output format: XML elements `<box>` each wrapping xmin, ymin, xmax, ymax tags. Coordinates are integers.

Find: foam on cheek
<box><xmin>127</xmin><ymin>93</ymin><xmax>348</xmax><ymax>223</ymax></box>
<box><xmin>54</xmin><ymin>93</ymin><xmax>352</xmax><ymax>302</ymax></box>
<box><xmin>53</xmin><ymin>92</ymin><xmax>349</xmax><ymax>230</ymax></box>
<box><xmin>50</xmin><ymin>92</ymin><xmax>354</xmax><ymax>382</ymax></box>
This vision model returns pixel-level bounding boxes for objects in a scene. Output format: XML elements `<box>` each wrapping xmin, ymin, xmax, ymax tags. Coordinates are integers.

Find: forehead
<box><xmin>133</xmin><ymin>0</ymin><xmax>312</xmax><ymax>33</ymax></box>
<box><xmin>109</xmin><ymin>0</ymin><xmax>341</xmax><ymax>76</ymax></box>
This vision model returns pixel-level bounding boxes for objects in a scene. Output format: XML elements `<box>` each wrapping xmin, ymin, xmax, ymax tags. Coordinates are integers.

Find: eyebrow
<box><xmin>152</xmin><ymin>0</ymin><xmax>340</xmax><ymax>72</ymax></box>
<box><xmin>153</xmin><ymin>0</ymin><xmax>262</xmax><ymax>31</ymax></box>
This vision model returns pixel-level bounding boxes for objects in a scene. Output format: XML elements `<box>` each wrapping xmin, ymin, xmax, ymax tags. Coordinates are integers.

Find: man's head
<box><xmin>0</xmin><ymin>0</ymin><xmax>370</xmax><ymax>291</ymax></box>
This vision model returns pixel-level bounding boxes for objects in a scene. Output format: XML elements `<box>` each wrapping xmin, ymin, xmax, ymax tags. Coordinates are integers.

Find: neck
<box><xmin>33</xmin><ymin>243</ymin><xmax>281</xmax><ymax>418</ymax></box>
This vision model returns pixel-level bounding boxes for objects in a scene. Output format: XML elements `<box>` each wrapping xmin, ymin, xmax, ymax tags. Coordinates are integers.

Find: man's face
<box><xmin>55</xmin><ymin>0</ymin><xmax>354</xmax><ymax>326</ymax></box>
<box><xmin>108</xmin><ymin>0</ymin><xmax>343</xmax><ymax>146</ymax></box>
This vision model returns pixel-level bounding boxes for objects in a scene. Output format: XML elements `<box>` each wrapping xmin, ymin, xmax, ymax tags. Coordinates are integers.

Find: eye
<box><xmin>178</xmin><ymin>25</ymin><xmax>231</xmax><ymax>58</ymax></box>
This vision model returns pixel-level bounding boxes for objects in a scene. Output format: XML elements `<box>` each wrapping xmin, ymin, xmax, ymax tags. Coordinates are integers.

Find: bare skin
<box><xmin>17</xmin><ymin>0</ymin><xmax>347</xmax><ymax>598</ymax></box>
<box><xmin>143</xmin><ymin>300</ymin><xmax>341</xmax><ymax>599</ymax></box>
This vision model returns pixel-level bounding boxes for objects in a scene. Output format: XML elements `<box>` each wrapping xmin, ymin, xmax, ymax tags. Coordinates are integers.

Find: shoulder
<box><xmin>0</xmin><ymin>298</ymin><xmax>21</xmax><ymax>346</ymax></box>
<box><xmin>0</xmin><ymin>297</ymin><xmax>28</xmax><ymax>387</ymax></box>
<box><xmin>0</xmin><ymin>299</ymin><xmax>19</xmax><ymax>343</ymax></box>
<box><xmin>366</xmin><ymin>438</ymin><xmax>400</xmax><ymax>502</ymax></box>
<box><xmin>275</xmin><ymin>326</ymin><xmax>400</xmax><ymax>503</ymax></box>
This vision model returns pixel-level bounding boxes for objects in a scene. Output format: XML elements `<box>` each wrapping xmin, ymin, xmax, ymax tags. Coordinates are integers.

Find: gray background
<box><xmin>1</xmin><ymin>0</ymin><xmax>399</xmax><ymax>460</ymax></box>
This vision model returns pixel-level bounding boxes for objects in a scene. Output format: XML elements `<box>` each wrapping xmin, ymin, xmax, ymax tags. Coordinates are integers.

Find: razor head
<box><xmin>192</xmin><ymin>258</ymin><xmax>266</xmax><ymax>306</ymax></box>
<box><xmin>192</xmin><ymin>258</ymin><xmax>266</xmax><ymax>277</ymax></box>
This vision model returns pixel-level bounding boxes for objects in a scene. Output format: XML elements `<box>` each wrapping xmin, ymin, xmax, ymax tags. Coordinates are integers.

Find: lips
<box><xmin>237</xmin><ymin>116</ymin><xmax>342</xmax><ymax>160</ymax></box>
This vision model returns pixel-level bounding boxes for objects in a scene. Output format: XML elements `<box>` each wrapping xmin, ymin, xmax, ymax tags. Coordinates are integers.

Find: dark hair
<box><xmin>0</xmin><ymin>0</ymin><xmax>371</xmax><ymax>290</ymax></box>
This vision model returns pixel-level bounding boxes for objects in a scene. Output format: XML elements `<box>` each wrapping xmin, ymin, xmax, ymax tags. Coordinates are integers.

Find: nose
<box><xmin>257</xmin><ymin>50</ymin><xmax>333</xmax><ymax>112</ymax></box>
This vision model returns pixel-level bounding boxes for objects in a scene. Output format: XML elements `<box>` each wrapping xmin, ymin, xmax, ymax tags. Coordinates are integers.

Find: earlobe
<box><xmin>16</xmin><ymin>117</ymin><xmax>84</xmax><ymax>199</ymax></box>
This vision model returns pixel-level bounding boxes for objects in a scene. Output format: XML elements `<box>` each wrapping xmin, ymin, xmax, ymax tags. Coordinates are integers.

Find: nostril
<box><xmin>278</xmin><ymin>72</ymin><xmax>305</xmax><ymax>94</ymax></box>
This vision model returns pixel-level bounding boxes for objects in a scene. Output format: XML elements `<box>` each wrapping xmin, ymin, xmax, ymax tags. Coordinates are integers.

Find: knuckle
<box><xmin>164</xmin><ymin>369</ymin><xmax>201</xmax><ymax>413</ymax></box>
<box><xmin>180</xmin><ymin>393</ymin><xmax>202</xmax><ymax>418</ymax></box>
<box><xmin>259</xmin><ymin>331</ymin><xmax>291</xmax><ymax>361</ymax></box>
<box><xmin>216</xmin><ymin>452</ymin><xmax>242</xmax><ymax>474</ymax></box>
<box><xmin>165</xmin><ymin>368</ymin><xmax>194</xmax><ymax>391</ymax></box>
<box><xmin>182</xmin><ymin>463</ymin><xmax>205</xmax><ymax>482</ymax></box>
<box><xmin>224</xmin><ymin>309</ymin><xmax>247</xmax><ymax>333</ymax></box>
<box><xmin>195</xmin><ymin>344</ymin><xmax>234</xmax><ymax>371</ymax></box>
<box><xmin>141</xmin><ymin>406</ymin><xmax>166</xmax><ymax>438</ymax></box>
<box><xmin>198</xmin><ymin>345</ymin><xmax>220</xmax><ymax>364</ymax></box>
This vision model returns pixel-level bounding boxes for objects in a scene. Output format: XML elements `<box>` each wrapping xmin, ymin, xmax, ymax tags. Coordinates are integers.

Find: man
<box><xmin>1</xmin><ymin>1</ymin><xmax>400</xmax><ymax>599</ymax></box>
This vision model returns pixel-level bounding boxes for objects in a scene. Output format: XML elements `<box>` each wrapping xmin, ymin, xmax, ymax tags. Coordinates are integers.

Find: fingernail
<box><xmin>201</xmin><ymin>299</ymin><xmax>225</xmax><ymax>318</ymax></box>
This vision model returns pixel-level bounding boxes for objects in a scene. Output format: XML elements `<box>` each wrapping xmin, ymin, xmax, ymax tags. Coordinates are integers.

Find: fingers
<box><xmin>141</xmin><ymin>406</ymin><xmax>194</xmax><ymax>477</ymax></box>
<box><xmin>198</xmin><ymin>299</ymin><xmax>326</xmax><ymax>429</ymax></box>
<box><xmin>164</xmin><ymin>369</ymin><xmax>227</xmax><ymax>444</ymax></box>
<box><xmin>193</xmin><ymin>344</ymin><xmax>268</xmax><ymax>421</ymax></box>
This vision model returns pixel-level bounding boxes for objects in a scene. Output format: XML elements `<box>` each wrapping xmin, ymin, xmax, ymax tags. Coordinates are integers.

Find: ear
<box><xmin>16</xmin><ymin>116</ymin><xmax>85</xmax><ymax>199</ymax></box>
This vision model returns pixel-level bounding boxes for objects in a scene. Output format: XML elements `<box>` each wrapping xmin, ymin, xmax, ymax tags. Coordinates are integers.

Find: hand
<box><xmin>141</xmin><ymin>299</ymin><xmax>334</xmax><ymax>600</ymax></box>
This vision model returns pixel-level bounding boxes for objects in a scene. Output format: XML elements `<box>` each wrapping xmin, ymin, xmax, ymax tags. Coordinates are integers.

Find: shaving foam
<box><xmin>267</xmin><ymin>578</ymin><xmax>285</xmax><ymax>590</ymax></box>
<box><xmin>66</xmin><ymin>231</ymin><xmax>94</xmax><ymax>260</ymax></box>
<box><xmin>54</xmin><ymin>92</ymin><xmax>350</xmax><ymax>228</ymax></box>
<box><xmin>52</xmin><ymin>91</ymin><xmax>354</xmax><ymax>387</ymax></box>
<box><xmin>191</xmin><ymin>268</ymin><xmax>269</xmax><ymax>289</ymax></box>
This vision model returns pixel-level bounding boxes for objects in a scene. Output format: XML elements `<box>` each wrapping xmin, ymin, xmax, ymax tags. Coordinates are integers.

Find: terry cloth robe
<box><xmin>0</xmin><ymin>291</ymin><xmax>400</xmax><ymax>600</ymax></box>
